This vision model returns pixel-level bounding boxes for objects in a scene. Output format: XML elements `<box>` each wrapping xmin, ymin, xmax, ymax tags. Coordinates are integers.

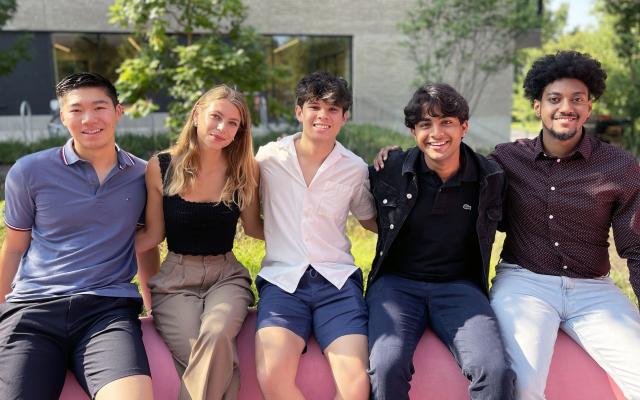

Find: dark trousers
<box><xmin>367</xmin><ymin>275</ymin><xmax>515</xmax><ymax>400</ymax></box>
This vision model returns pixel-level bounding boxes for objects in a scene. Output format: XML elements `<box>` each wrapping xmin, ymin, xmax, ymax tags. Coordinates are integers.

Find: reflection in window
<box><xmin>51</xmin><ymin>33</ymin><xmax>137</xmax><ymax>84</ymax></box>
<box><xmin>262</xmin><ymin>35</ymin><xmax>352</xmax><ymax>124</ymax></box>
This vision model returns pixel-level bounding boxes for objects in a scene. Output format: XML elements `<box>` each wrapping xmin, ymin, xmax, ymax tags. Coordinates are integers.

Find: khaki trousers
<box><xmin>149</xmin><ymin>251</ymin><xmax>254</xmax><ymax>400</ymax></box>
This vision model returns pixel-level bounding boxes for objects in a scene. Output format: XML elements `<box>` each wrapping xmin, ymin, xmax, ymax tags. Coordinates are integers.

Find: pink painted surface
<box><xmin>60</xmin><ymin>312</ymin><xmax>625</xmax><ymax>400</ymax></box>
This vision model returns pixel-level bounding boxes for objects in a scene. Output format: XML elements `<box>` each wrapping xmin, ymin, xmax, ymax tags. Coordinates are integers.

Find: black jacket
<box><xmin>368</xmin><ymin>143</ymin><xmax>505</xmax><ymax>294</ymax></box>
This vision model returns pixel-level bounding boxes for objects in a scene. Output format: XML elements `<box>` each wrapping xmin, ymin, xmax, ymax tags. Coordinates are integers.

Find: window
<box><xmin>262</xmin><ymin>35</ymin><xmax>352</xmax><ymax>124</ymax></box>
<box><xmin>51</xmin><ymin>33</ymin><xmax>137</xmax><ymax>84</ymax></box>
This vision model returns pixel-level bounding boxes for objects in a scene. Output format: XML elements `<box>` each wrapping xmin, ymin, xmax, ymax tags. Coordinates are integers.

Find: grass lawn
<box><xmin>0</xmin><ymin>200</ymin><xmax>636</xmax><ymax>307</ymax></box>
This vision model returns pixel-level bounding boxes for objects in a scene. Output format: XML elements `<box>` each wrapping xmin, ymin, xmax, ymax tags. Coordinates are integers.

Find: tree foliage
<box><xmin>109</xmin><ymin>0</ymin><xmax>268</xmax><ymax>132</ymax></box>
<box><xmin>602</xmin><ymin>0</ymin><xmax>640</xmax><ymax>150</ymax></box>
<box><xmin>513</xmin><ymin>0</ymin><xmax>640</xmax><ymax>154</ymax></box>
<box><xmin>0</xmin><ymin>0</ymin><xmax>31</xmax><ymax>76</ymax></box>
<box><xmin>399</xmin><ymin>0</ymin><xmax>540</xmax><ymax>113</ymax></box>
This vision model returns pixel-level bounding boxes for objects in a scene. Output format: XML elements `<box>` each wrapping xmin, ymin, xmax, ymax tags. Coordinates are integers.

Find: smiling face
<box><xmin>534</xmin><ymin>78</ymin><xmax>592</xmax><ymax>145</ymax></box>
<box><xmin>59</xmin><ymin>87</ymin><xmax>123</xmax><ymax>158</ymax></box>
<box><xmin>296</xmin><ymin>99</ymin><xmax>348</xmax><ymax>144</ymax></box>
<box><xmin>412</xmin><ymin>112</ymin><xmax>467</xmax><ymax>172</ymax></box>
<box><xmin>194</xmin><ymin>99</ymin><xmax>242</xmax><ymax>151</ymax></box>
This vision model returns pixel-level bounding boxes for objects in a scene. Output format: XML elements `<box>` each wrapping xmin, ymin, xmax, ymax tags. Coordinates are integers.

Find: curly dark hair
<box><xmin>56</xmin><ymin>72</ymin><xmax>119</xmax><ymax>106</ymax></box>
<box><xmin>404</xmin><ymin>83</ymin><xmax>469</xmax><ymax>129</ymax></box>
<box><xmin>523</xmin><ymin>51</ymin><xmax>607</xmax><ymax>102</ymax></box>
<box><xmin>295</xmin><ymin>71</ymin><xmax>352</xmax><ymax>113</ymax></box>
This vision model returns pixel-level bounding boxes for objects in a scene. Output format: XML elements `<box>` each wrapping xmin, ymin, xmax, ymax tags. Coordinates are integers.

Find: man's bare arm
<box><xmin>0</xmin><ymin>228</ymin><xmax>31</xmax><ymax>303</ymax></box>
<box><xmin>136</xmin><ymin>246</ymin><xmax>160</xmax><ymax>313</ymax></box>
<box><xmin>358</xmin><ymin>217</ymin><xmax>378</xmax><ymax>233</ymax></box>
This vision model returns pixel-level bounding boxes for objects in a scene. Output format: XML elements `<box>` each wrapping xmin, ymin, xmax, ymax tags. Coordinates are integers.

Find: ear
<box><xmin>295</xmin><ymin>105</ymin><xmax>303</xmax><ymax>123</ymax></box>
<box><xmin>461</xmin><ymin>120</ymin><xmax>469</xmax><ymax>137</ymax></box>
<box><xmin>115</xmin><ymin>104</ymin><xmax>124</xmax><ymax>122</ymax></box>
<box><xmin>341</xmin><ymin>111</ymin><xmax>349</xmax><ymax>123</ymax></box>
<box><xmin>586</xmin><ymin>99</ymin><xmax>593</xmax><ymax>119</ymax></box>
<box><xmin>410</xmin><ymin>128</ymin><xmax>416</xmax><ymax>139</ymax></box>
<box><xmin>59</xmin><ymin>109</ymin><xmax>67</xmax><ymax>127</ymax></box>
<box><xmin>533</xmin><ymin>99</ymin><xmax>541</xmax><ymax>118</ymax></box>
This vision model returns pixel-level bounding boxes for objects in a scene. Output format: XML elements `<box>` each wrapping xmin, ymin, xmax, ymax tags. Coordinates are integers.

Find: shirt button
<box><xmin>562</xmin><ymin>265</ymin><xmax>568</xmax><ymax>270</ymax></box>
<box><xmin>389</xmin><ymin>224</ymin><xmax>394</xmax><ymax>230</ymax></box>
<box><xmin>549</xmin><ymin>215</ymin><xmax>554</xmax><ymax>219</ymax></box>
<box><xmin>379</xmin><ymin>251</ymin><xmax>384</xmax><ymax>256</ymax></box>
<box><xmin>406</xmin><ymin>193</ymin><xmax>413</xmax><ymax>199</ymax></box>
<box><xmin>382</xmin><ymin>199</ymin><xmax>388</xmax><ymax>204</ymax></box>
<box><xmin>554</xmin><ymin>242</ymin><xmax>559</xmax><ymax>246</ymax></box>
<box><xmin>556</xmin><ymin>159</ymin><xmax>561</xmax><ymax>163</ymax></box>
<box><xmin>551</xmin><ymin>186</ymin><xmax>556</xmax><ymax>191</ymax></box>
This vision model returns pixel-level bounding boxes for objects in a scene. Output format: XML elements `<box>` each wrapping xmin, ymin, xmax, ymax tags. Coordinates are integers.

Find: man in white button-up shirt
<box><xmin>255</xmin><ymin>72</ymin><xmax>377</xmax><ymax>400</ymax></box>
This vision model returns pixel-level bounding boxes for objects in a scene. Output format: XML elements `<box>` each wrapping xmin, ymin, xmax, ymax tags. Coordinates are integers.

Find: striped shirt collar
<box><xmin>61</xmin><ymin>138</ymin><xmax>136</xmax><ymax>169</ymax></box>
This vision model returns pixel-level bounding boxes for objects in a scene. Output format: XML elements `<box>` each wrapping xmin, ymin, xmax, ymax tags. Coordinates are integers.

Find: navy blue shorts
<box><xmin>0</xmin><ymin>294</ymin><xmax>150</xmax><ymax>400</ymax></box>
<box><xmin>256</xmin><ymin>267</ymin><xmax>368</xmax><ymax>351</ymax></box>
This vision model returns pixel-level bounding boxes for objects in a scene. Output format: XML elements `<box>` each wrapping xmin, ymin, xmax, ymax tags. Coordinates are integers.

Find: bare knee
<box><xmin>334</xmin><ymin>368</ymin><xmax>369</xmax><ymax>400</ymax></box>
<box><xmin>96</xmin><ymin>375</ymin><xmax>153</xmax><ymax>400</ymax></box>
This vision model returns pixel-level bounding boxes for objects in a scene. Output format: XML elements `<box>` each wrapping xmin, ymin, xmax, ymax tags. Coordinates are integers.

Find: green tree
<box><xmin>602</xmin><ymin>0</ymin><xmax>640</xmax><ymax>152</ymax></box>
<box><xmin>0</xmin><ymin>0</ymin><xmax>31</xmax><ymax>76</ymax></box>
<box><xmin>109</xmin><ymin>0</ymin><xmax>268</xmax><ymax>132</ymax></box>
<box><xmin>512</xmin><ymin>1</ymin><xmax>568</xmax><ymax>131</ymax></box>
<box><xmin>399</xmin><ymin>0</ymin><xmax>540</xmax><ymax>112</ymax></box>
<box><xmin>512</xmin><ymin>1</ymin><xmax>640</xmax><ymax>155</ymax></box>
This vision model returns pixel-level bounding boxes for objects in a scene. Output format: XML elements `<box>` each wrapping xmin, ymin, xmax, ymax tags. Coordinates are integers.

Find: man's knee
<box><xmin>369</xmin><ymin>344</ymin><xmax>414</xmax><ymax>398</ymax></box>
<box><xmin>465</xmin><ymin>357</ymin><xmax>516</xmax><ymax>400</ymax></box>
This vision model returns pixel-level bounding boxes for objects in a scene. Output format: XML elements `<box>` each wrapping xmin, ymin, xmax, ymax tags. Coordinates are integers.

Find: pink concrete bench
<box><xmin>60</xmin><ymin>312</ymin><xmax>625</xmax><ymax>399</ymax></box>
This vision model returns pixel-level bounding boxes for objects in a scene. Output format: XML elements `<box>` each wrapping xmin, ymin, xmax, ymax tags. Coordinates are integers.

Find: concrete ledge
<box><xmin>60</xmin><ymin>312</ymin><xmax>625</xmax><ymax>399</ymax></box>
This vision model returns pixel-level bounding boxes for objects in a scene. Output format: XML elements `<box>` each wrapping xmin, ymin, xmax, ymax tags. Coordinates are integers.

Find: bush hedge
<box><xmin>0</xmin><ymin>124</ymin><xmax>414</xmax><ymax>165</ymax></box>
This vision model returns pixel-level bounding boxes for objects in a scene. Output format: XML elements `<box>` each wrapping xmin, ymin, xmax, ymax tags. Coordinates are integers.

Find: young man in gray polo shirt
<box><xmin>0</xmin><ymin>73</ymin><xmax>156</xmax><ymax>400</ymax></box>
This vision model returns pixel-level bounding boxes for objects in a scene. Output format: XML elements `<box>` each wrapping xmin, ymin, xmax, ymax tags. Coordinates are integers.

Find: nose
<box><xmin>216</xmin><ymin>121</ymin><xmax>225</xmax><ymax>131</ymax></box>
<box><xmin>558</xmin><ymin>98</ymin><xmax>574</xmax><ymax>113</ymax></box>
<box><xmin>81</xmin><ymin>111</ymin><xmax>95</xmax><ymax>124</ymax></box>
<box><xmin>431</xmin><ymin>122</ymin><xmax>444</xmax><ymax>137</ymax></box>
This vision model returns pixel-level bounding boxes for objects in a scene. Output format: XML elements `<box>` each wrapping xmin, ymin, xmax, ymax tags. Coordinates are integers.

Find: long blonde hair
<box><xmin>164</xmin><ymin>85</ymin><xmax>257</xmax><ymax>210</ymax></box>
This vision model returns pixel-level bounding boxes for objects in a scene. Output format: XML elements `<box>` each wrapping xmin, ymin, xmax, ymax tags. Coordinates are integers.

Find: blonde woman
<box><xmin>136</xmin><ymin>85</ymin><xmax>263</xmax><ymax>400</ymax></box>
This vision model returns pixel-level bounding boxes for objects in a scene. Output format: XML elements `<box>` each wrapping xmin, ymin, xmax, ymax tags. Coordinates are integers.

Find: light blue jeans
<box><xmin>490</xmin><ymin>263</ymin><xmax>640</xmax><ymax>400</ymax></box>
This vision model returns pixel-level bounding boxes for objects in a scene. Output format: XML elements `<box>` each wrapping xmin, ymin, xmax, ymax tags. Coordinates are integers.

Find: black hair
<box><xmin>295</xmin><ymin>71</ymin><xmax>352</xmax><ymax>113</ymax></box>
<box><xmin>56</xmin><ymin>72</ymin><xmax>119</xmax><ymax>106</ymax></box>
<box><xmin>523</xmin><ymin>50</ymin><xmax>607</xmax><ymax>102</ymax></box>
<box><xmin>404</xmin><ymin>83</ymin><xmax>469</xmax><ymax>128</ymax></box>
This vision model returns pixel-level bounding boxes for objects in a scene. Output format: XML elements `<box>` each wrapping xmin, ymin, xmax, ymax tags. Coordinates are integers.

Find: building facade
<box><xmin>1</xmin><ymin>0</ymin><xmax>539</xmax><ymax>148</ymax></box>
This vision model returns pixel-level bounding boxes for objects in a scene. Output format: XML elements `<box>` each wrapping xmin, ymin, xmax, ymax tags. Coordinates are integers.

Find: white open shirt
<box><xmin>256</xmin><ymin>133</ymin><xmax>376</xmax><ymax>293</ymax></box>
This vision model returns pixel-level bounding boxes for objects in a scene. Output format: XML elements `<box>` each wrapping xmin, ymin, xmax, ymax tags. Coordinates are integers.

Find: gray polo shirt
<box><xmin>3</xmin><ymin>139</ymin><xmax>147</xmax><ymax>301</ymax></box>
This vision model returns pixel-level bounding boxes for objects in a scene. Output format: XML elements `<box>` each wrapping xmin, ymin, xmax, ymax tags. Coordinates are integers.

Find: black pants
<box><xmin>0</xmin><ymin>295</ymin><xmax>150</xmax><ymax>400</ymax></box>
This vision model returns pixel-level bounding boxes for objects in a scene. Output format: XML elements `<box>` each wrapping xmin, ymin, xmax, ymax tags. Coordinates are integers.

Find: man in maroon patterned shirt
<box><xmin>489</xmin><ymin>51</ymin><xmax>640</xmax><ymax>399</ymax></box>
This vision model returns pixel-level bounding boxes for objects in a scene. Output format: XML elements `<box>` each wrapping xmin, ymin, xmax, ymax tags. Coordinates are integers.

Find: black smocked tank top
<box><xmin>158</xmin><ymin>153</ymin><xmax>240</xmax><ymax>256</ymax></box>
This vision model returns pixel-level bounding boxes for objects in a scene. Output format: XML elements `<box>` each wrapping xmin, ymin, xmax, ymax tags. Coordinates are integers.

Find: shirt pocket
<box><xmin>374</xmin><ymin>180</ymin><xmax>402</xmax><ymax>225</ymax></box>
<box><xmin>318</xmin><ymin>181</ymin><xmax>353</xmax><ymax>220</ymax></box>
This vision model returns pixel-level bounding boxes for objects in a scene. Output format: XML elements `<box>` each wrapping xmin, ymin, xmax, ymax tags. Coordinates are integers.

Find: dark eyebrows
<box><xmin>545</xmin><ymin>91</ymin><xmax>588</xmax><ymax>97</ymax></box>
<box><xmin>67</xmin><ymin>99</ymin><xmax>111</xmax><ymax>108</ymax></box>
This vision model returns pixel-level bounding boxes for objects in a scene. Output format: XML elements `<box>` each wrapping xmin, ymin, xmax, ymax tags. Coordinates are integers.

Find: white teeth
<box><xmin>83</xmin><ymin>129</ymin><xmax>101</xmax><ymax>134</ymax></box>
<box><xmin>314</xmin><ymin>123</ymin><xmax>330</xmax><ymax>129</ymax></box>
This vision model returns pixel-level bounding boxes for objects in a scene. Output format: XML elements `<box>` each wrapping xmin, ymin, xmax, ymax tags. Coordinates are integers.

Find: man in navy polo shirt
<box><xmin>0</xmin><ymin>72</ymin><xmax>156</xmax><ymax>400</ymax></box>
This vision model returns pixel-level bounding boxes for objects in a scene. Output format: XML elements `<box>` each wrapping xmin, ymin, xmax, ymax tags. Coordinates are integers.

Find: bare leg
<box><xmin>324</xmin><ymin>334</ymin><xmax>370</xmax><ymax>400</ymax></box>
<box><xmin>96</xmin><ymin>375</ymin><xmax>153</xmax><ymax>400</ymax></box>
<box><xmin>255</xmin><ymin>326</ymin><xmax>306</xmax><ymax>400</ymax></box>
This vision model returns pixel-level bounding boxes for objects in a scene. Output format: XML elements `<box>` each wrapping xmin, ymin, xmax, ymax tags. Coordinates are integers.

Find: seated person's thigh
<box><xmin>70</xmin><ymin>296</ymin><xmax>150</xmax><ymax>398</ymax></box>
<box><xmin>312</xmin><ymin>270</ymin><xmax>368</xmax><ymax>351</ymax></box>
<box><xmin>0</xmin><ymin>299</ymin><xmax>71</xmax><ymax>399</ymax></box>
<box><xmin>255</xmin><ymin>276</ymin><xmax>313</xmax><ymax>344</ymax></box>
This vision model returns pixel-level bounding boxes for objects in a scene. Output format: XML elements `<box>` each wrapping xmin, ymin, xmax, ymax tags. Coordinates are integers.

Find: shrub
<box><xmin>254</xmin><ymin>123</ymin><xmax>415</xmax><ymax>164</ymax></box>
<box><xmin>0</xmin><ymin>134</ymin><xmax>172</xmax><ymax>164</ymax></box>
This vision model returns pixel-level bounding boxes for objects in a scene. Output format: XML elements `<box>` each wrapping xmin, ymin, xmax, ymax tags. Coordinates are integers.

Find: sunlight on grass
<box><xmin>0</xmin><ymin>201</ymin><xmax>636</xmax><ymax>307</ymax></box>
